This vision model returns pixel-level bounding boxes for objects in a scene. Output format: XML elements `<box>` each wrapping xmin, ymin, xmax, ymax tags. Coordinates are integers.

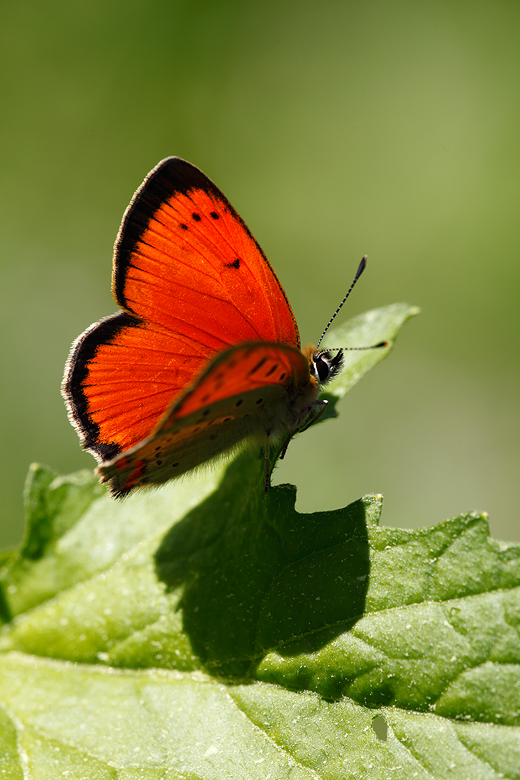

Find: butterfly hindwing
<box><xmin>97</xmin><ymin>342</ymin><xmax>317</xmax><ymax>496</ymax></box>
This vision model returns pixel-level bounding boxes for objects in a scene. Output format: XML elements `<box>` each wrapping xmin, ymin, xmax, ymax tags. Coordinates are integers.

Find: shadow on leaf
<box><xmin>155</xmin><ymin>446</ymin><xmax>371</xmax><ymax>676</ymax></box>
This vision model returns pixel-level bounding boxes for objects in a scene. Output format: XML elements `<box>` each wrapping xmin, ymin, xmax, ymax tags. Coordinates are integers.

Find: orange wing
<box><xmin>97</xmin><ymin>342</ymin><xmax>318</xmax><ymax>497</ymax></box>
<box><xmin>63</xmin><ymin>158</ymin><xmax>300</xmax><ymax>462</ymax></box>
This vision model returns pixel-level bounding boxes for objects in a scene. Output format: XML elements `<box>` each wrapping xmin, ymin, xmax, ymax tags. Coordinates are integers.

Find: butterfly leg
<box><xmin>279</xmin><ymin>400</ymin><xmax>328</xmax><ymax>461</ymax></box>
<box><xmin>298</xmin><ymin>399</ymin><xmax>328</xmax><ymax>433</ymax></box>
<box><xmin>279</xmin><ymin>431</ymin><xmax>293</xmax><ymax>461</ymax></box>
<box><xmin>264</xmin><ymin>433</ymin><xmax>271</xmax><ymax>494</ymax></box>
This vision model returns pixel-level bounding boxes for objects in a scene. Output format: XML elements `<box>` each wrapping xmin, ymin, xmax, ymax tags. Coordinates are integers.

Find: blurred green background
<box><xmin>1</xmin><ymin>0</ymin><xmax>519</xmax><ymax>548</ymax></box>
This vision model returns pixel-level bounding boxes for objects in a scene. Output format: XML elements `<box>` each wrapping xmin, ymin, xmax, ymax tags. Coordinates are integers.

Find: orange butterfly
<box><xmin>62</xmin><ymin>158</ymin><xmax>375</xmax><ymax>497</ymax></box>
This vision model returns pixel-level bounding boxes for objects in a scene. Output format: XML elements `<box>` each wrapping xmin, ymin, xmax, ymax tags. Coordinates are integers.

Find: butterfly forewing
<box><xmin>114</xmin><ymin>158</ymin><xmax>299</xmax><ymax>347</ymax></box>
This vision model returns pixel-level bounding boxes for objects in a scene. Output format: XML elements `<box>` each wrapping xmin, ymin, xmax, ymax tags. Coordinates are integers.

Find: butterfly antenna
<box><xmin>316</xmin><ymin>256</ymin><xmax>367</xmax><ymax>348</ymax></box>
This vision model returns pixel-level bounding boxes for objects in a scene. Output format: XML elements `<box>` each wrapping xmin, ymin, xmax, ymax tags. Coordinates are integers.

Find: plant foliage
<box><xmin>1</xmin><ymin>304</ymin><xmax>518</xmax><ymax>779</ymax></box>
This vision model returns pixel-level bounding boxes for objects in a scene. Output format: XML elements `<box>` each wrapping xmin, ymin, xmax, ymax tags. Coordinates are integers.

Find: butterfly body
<box><xmin>63</xmin><ymin>158</ymin><xmax>343</xmax><ymax>496</ymax></box>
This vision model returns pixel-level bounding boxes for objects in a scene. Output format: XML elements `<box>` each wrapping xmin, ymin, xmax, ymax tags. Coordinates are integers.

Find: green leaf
<box><xmin>0</xmin><ymin>450</ymin><xmax>381</xmax><ymax>674</ymax></box>
<box><xmin>256</xmin><ymin>508</ymin><xmax>520</xmax><ymax>715</ymax></box>
<box><xmin>1</xmin><ymin>652</ymin><xmax>519</xmax><ymax>779</ymax></box>
<box><xmin>2</xmin><ymin>303</ymin><xmax>518</xmax><ymax>777</ymax></box>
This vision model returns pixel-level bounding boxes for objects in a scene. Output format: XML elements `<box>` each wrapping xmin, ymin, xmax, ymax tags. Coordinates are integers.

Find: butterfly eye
<box><xmin>312</xmin><ymin>350</ymin><xmax>344</xmax><ymax>385</ymax></box>
<box><xmin>313</xmin><ymin>355</ymin><xmax>330</xmax><ymax>383</ymax></box>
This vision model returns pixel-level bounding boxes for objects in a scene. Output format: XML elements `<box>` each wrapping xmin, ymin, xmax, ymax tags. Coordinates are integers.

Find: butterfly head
<box><xmin>310</xmin><ymin>349</ymin><xmax>344</xmax><ymax>387</ymax></box>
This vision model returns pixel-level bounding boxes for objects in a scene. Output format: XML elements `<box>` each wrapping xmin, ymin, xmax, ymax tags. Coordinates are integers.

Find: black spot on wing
<box><xmin>192</xmin><ymin>213</ymin><xmax>201</xmax><ymax>222</ymax></box>
<box><xmin>225</xmin><ymin>258</ymin><xmax>240</xmax><ymax>269</ymax></box>
<box><xmin>248</xmin><ymin>357</ymin><xmax>267</xmax><ymax>376</ymax></box>
<box><xmin>210</xmin><ymin>211</ymin><xmax>219</xmax><ymax>219</ymax></box>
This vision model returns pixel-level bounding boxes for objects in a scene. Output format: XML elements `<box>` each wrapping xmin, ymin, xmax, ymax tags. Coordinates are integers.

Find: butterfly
<box><xmin>62</xmin><ymin>157</ymin><xmax>378</xmax><ymax>497</ymax></box>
